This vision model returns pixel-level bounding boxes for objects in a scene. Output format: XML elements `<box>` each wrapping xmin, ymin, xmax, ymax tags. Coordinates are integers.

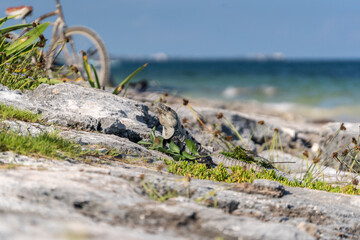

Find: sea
<box><xmin>111</xmin><ymin>59</ymin><xmax>360</xmax><ymax>122</ymax></box>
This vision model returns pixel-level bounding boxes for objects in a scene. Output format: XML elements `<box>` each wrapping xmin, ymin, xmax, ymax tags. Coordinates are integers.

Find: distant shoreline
<box><xmin>124</xmin><ymin>87</ymin><xmax>360</xmax><ymax>124</ymax></box>
<box><xmin>111</xmin><ymin>59</ymin><xmax>360</xmax><ymax>123</ymax></box>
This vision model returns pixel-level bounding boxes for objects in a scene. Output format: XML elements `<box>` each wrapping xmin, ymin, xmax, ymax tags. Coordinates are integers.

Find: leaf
<box><xmin>137</xmin><ymin>140</ymin><xmax>152</xmax><ymax>145</ymax></box>
<box><xmin>5</xmin><ymin>22</ymin><xmax>49</xmax><ymax>55</ymax></box>
<box><xmin>169</xmin><ymin>141</ymin><xmax>180</xmax><ymax>154</ymax></box>
<box><xmin>172</xmin><ymin>154</ymin><xmax>183</xmax><ymax>161</ymax></box>
<box><xmin>113</xmin><ymin>62</ymin><xmax>148</xmax><ymax>95</ymax></box>
<box><xmin>91</xmin><ymin>64</ymin><xmax>101</xmax><ymax>89</ymax></box>
<box><xmin>182</xmin><ymin>151</ymin><xmax>197</xmax><ymax>160</ymax></box>
<box><xmin>0</xmin><ymin>15</ymin><xmax>20</xmax><ymax>29</ymax></box>
<box><xmin>150</xmin><ymin>126</ymin><xmax>156</xmax><ymax>142</ymax></box>
<box><xmin>185</xmin><ymin>139</ymin><xmax>199</xmax><ymax>156</ymax></box>
<box><xmin>82</xmin><ymin>52</ymin><xmax>95</xmax><ymax>87</ymax></box>
<box><xmin>152</xmin><ymin>137</ymin><xmax>164</xmax><ymax>148</ymax></box>
<box><xmin>0</xmin><ymin>17</ymin><xmax>8</xmax><ymax>28</ymax></box>
<box><xmin>151</xmin><ymin>147</ymin><xmax>170</xmax><ymax>154</ymax></box>
<box><xmin>0</xmin><ymin>23</ymin><xmax>32</xmax><ymax>35</ymax></box>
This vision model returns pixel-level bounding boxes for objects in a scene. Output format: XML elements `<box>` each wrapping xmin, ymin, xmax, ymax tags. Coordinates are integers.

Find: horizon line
<box><xmin>110</xmin><ymin>55</ymin><xmax>360</xmax><ymax>61</ymax></box>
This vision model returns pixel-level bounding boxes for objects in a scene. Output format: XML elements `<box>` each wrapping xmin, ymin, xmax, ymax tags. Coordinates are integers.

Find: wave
<box><xmin>222</xmin><ymin>85</ymin><xmax>277</xmax><ymax>98</ymax></box>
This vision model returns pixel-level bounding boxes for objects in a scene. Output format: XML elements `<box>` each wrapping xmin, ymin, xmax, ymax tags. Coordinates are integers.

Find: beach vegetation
<box><xmin>141</xmin><ymin>180</ymin><xmax>178</xmax><ymax>202</ymax></box>
<box><xmin>0</xmin><ymin>127</ymin><xmax>127</xmax><ymax>163</ymax></box>
<box><xmin>0</xmin><ymin>17</ymin><xmax>57</xmax><ymax>90</ymax></box>
<box><xmin>182</xmin><ymin>99</ymin><xmax>234</xmax><ymax>151</ymax></box>
<box><xmin>81</xmin><ymin>50</ymin><xmax>148</xmax><ymax>94</ymax></box>
<box><xmin>154</xmin><ymin>101</ymin><xmax>360</xmax><ymax>195</ymax></box>
<box><xmin>81</xmin><ymin>50</ymin><xmax>101</xmax><ymax>89</ymax></box>
<box><xmin>112</xmin><ymin>62</ymin><xmax>148</xmax><ymax>96</ymax></box>
<box><xmin>299</xmin><ymin>123</ymin><xmax>360</xmax><ymax>183</ymax></box>
<box><xmin>217</xmin><ymin>112</ymin><xmax>247</xmax><ymax>147</ymax></box>
<box><xmin>165</xmin><ymin>159</ymin><xmax>360</xmax><ymax>195</ymax></box>
<box><xmin>0</xmin><ymin>130</ymin><xmax>81</xmax><ymax>159</ymax></box>
<box><xmin>0</xmin><ymin>103</ymin><xmax>42</xmax><ymax>122</ymax></box>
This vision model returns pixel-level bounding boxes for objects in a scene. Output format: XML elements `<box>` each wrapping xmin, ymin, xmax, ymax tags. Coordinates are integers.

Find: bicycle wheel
<box><xmin>47</xmin><ymin>26</ymin><xmax>110</xmax><ymax>88</ymax></box>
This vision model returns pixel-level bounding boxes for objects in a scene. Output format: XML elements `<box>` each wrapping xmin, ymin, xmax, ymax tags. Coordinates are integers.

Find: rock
<box><xmin>0</xmin><ymin>119</ymin><xmax>171</xmax><ymax>162</ymax></box>
<box><xmin>252</xmin><ymin>179</ymin><xmax>285</xmax><ymax>196</ymax></box>
<box><xmin>25</xmin><ymin>83</ymin><xmax>159</xmax><ymax>142</ymax></box>
<box><xmin>0</xmin><ymin>153</ymin><xmax>322</xmax><ymax>239</ymax></box>
<box><xmin>0</xmin><ymin>83</ymin><xmax>160</xmax><ymax>142</ymax></box>
<box><xmin>0</xmin><ymin>83</ymin><xmax>319</xmax><ymax>155</ymax></box>
<box><xmin>58</xmin><ymin>129</ymin><xmax>171</xmax><ymax>161</ymax></box>
<box><xmin>174</xmin><ymin>105</ymin><xmax>318</xmax><ymax>153</ymax></box>
<box><xmin>1</xmin><ymin>83</ymin><xmax>360</xmax><ymax>239</ymax></box>
<box><xmin>297</xmin><ymin>222</ymin><xmax>318</xmax><ymax>238</ymax></box>
<box><xmin>0</xmin><ymin>120</ymin><xmax>58</xmax><ymax>136</ymax></box>
<box><xmin>229</xmin><ymin>179</ymin><xmax>285</xmax><ymax>198</ymax></box>
<box><xmin>0</xmin><ymin>85</ymin><xmax>33</xmax><ymax>111</ymax></box>
<box><xmin>1</xmin><ymin>151</ymin><xmax>360</xmax><ymax>239</ymax></box>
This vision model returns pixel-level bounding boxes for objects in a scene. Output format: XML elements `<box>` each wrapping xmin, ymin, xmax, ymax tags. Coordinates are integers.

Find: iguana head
<box><xmin>155</xmin><ymin>103</ymin><xmax>178</xmax><ymax>139</ymax></box>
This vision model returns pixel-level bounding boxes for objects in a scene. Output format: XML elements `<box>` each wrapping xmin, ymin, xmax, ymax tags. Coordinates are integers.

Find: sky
<box><xmin>2</xmin><ymin>0</ymin><xmax>360</xmax><ymax>59</ymax></box>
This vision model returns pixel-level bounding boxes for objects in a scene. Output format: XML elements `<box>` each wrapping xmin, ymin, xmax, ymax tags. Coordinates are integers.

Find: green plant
<box><xmin>113</xmin><ymin>62</ymin><xmax>148</xmax><ymax>96</ymax></box>
<box><xmin>298</xmin><ymin>123</ymin><xmax>360</xmax><ymax>184</ymax></box>
<box><xmin>195</xmin><ymin>187</ymin><xmax>220</xmax><ymax>207</ymax></box>
<box><xmin>142</xmin><ymin>180</ymin><xmax>178</xmax><ymax>202</ymax></box>
<box><xmin>138</xmin><ymin>127</ymin><xmax>165</xmax><ymax>149</ymax></box>
<box><xmin>220</xmin><ymin>115</ymin><xmax>246</xmax><ymax>147</ymax></box>
<box><xmin>81</xmin><ymin>51</ymin><xmax>100</xmax><ymax>89</ymax></box>
<box><xmin>0</xmin><ymin>130</ymin><xmax>82</xmax><ymax>159</ymax></box>
<box><xmin>165</xmin><ymin>159</ymin><xmax>360</xmax><ymax>195</ymax></box>
<box><xmin>0</xmin><ymin>104</ymin><xmax>42</xmax><ymax>122</ymax></box>
<box><xmin>0</xmin><ymin>17</ymin><xmax>54</xmax><ymax>90</ymax></box>
<box><xmin>0</xmin><ymin>126</ymin><xmax>130</xmax><ymax>163</ymax></box>
<box><xmin>138</xmin><ymin>127</ymin><xmax>201</xmax><ymax>161</ymax></box>
<box><xmin>180</xmin><ymin>101</ymin><xmax>233</xmax><ymax>151</ymax></box>
<box><xmin>82</xmin><ymin>54</ymin><xmax>148</xmax><ymax>94</ymax></box>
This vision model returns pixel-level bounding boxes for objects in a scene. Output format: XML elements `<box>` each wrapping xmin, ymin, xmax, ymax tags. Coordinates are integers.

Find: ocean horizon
<box><xmin>111</xmin><ymin>58</ymin><xmax>360</xmax><ymax>122</ymax></box>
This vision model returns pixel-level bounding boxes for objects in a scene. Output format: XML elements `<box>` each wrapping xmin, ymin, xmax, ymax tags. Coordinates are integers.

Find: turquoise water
<box><xmin>111</xmin><ymin>59</ymin><xmax>360</xmax><ymax>110</ymax></box>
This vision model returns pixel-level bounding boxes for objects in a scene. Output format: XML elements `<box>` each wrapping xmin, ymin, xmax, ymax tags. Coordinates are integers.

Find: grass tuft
<box><xmin>0</xmin><ymin>131</ymin><xmax>81</xmax><ymax>159</ymax></box>
<box><xmin>165</xmin><ymin>159</ymin><xmax>360</xmax><ymax>195</ymax></box>
<box><xmin>0</xmin><ymin>104</ymin><xmax>42</xmax><ymax>122</ymax></box>
<box><xmin>142</xmin><ymin>180</ymin><xmax>178</xmax><ymax>202</ymax></box>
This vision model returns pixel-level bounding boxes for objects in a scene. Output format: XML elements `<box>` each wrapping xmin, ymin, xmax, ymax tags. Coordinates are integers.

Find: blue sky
<box><xmin>2</xmin><ymin>0</ymin><xmax>360</xmax><ymax>58</ymax></box>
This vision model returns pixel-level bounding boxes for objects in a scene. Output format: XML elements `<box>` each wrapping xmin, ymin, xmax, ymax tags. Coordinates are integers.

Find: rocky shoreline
<box><xmin>1</xmin><ymin>83</ymin><xmax>360</xmax><ymax>239</ymax></box>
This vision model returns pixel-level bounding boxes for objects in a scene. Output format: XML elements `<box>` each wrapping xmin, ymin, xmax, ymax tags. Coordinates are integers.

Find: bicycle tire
<box><xmin>47</xmin><ymin>26</ymin><xmax>110</xmax><ymax>87</ymax></box>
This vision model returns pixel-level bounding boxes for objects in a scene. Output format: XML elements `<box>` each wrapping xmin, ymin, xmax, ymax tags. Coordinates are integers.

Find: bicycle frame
<box><xmin>33</xmin><ymin>0</ymin><xmax>67</xmax><ymax>54</ymax></box>
<box><xmin>27</xmin><ymin>0</ymin><xmax>81</xmax><ymax>71</ymax></box>
<box><xmin>15</xmin><ymin>0</ymin><xmax>109</xmax><ymax>84</ymax></box>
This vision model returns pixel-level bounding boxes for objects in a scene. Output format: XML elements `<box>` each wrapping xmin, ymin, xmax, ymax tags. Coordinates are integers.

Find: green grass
<box><xmin>0</xmin><ymin>104</ymin><xmax>42</xmax><ymax>122</ymax></box>
<box><xmin>142</xmin><ymin>180</ymin><xmax>178</xmax><ymax>202</ymax></box>
<box><xmin>165</xmin><ymin>159</ymin><xmax>360</xmax><ymax>195</ymax></box>
<box><xmin>0</xmin><ymin>131</ymin><xmax>81</xmax><ymax>159</ymax></box>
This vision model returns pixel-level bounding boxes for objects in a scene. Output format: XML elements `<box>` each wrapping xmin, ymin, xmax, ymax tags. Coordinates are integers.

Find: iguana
<box><xmin>155</xmin><ymin>102</ymin><xmax>284</xmax><ymax>175</ymax></box>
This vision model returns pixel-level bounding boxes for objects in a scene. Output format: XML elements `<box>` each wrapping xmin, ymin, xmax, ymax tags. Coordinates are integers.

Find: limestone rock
<box><xmin>26</xmin><ymin>83</ymin><xmax>159</xmax><ymax>142</ymax></box>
